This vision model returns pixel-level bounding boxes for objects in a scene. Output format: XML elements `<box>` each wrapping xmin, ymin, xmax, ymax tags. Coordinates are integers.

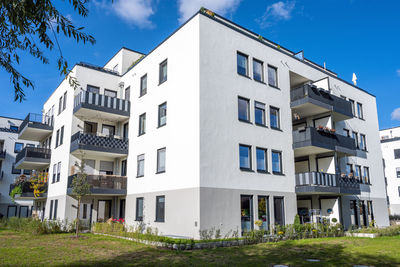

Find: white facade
<box><xmin>8</xmin><ymin>9</ymin><xmax>389</xmax><ymax>237</ymax></box>
<box><xmin>380</xmin><ymin>126</ymin><xmax>400</xmax><ymax>215</ymax></box>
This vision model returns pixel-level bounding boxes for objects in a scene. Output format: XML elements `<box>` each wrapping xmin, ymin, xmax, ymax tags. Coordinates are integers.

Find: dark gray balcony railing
<box><xmin>296</xmin><ymin>172</ymin><xmax>361</xmax><ymax>194</ymax></box>
<box><xmin>19</xmin><ymin>113</ymin><xmax>53</xmax><ymax>134</ymax></box>
<box><xmin>293</xmin><ymin>127</ymin><xmax>356</xmax><ymax>155</ymax></box>
<box><xmin>74</xmin><ymin>90</ymin><xmax>130</xmax><ymax>117</ymax></box>
<box><xmin>67</xmin><ymin>174</ymin><xmax>127</xmax><ymax>195</ymax></box>
<box><xmin>291</xmin><ymin>84</ymin><xmax>353</xmax><ymax>118</ymax></box>
<box><xmin>15</xmin><ymin>147</ymin><xmax>51</xmax><ymax>164</ymax></box>
<box><xmin>70</xmin><ymin>131</ymin><xmax>128</xmax><ymax>155</ymax></box>
<box><xmin>0</xmin><ymin>149</ymin><xmax>5</xmax><ymax>159</ymax></box>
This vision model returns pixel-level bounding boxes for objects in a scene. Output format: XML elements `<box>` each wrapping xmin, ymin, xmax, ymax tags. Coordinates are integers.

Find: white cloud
<box><xmin>94</xmin><ymin>0</ymin><xmax>155</xmax><ymax>28</ymax></box>
<box><xmin>258</xmin><ymin>1</ymin><xmax>295</xmax><ymax>28</ymax></box>
<box><xmin>177</xmin><ymin>0</ymin><xmax>241</xmax><ymax>24</ymax></box>
<box><xmin>396</xmin><ymin>69</ymin><xmax>400</xmax><ymax>76</ymax></box>
<box><xmin>392</xmin><ymin>108</ymin><xmax>400</xmax><ymax>121</ymax></box>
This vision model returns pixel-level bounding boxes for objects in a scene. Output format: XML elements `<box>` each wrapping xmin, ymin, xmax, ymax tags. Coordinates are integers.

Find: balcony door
<box><xmin>84</xmin><ymin>121</ymin><xmax>97</xmax><ymax>134</ymax></box>
<box><xmin>241</xmin><ymin>195</ymin><xmax>253</xmax><ymax>234</ymax></box>
<box><xmin>274</xmin><ymin>197</ymin><xmax>285</xmax><ymax>226</ymax></box>
<box><xmin>102</xmin><ymin>124</ymin><xmax>115</xmax><ymax>138</ymax></box>
<box><xmin>97</xmin><ymin>200</ymin><xmax>112</xmax><ymax>222</ymax></box>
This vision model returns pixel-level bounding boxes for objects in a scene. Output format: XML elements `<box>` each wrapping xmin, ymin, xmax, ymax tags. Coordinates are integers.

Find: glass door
<box><xmin>241</xmin><ymin>195</ymin><xmax>253</xmax><ymax>234</ymax></box>
<box><xmin>97</xmin><ymin>200</ymin><xmax>112</xmax><ymax>222</ymax></box>
<box><xmin>258</xmin><ymin>196</ymin><xmax>269</xmax><ymax>232</ymax></box>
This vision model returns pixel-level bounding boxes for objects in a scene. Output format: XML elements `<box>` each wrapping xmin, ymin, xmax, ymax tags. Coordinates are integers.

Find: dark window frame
<box><xmin>59</xmin><ymin>126</ymin><xmax>64</xmax><ymax>146</ymax></box>
<box><xmin>357</xmin><ymin>102</ymin><xmax>364</xmax><ymax>119</ymax></box>
<box><xmin>138</xmin><ymin>113</ymin><xmax>146</xmax><ymax>136</ymax></box>
<box><xmin>14</xmin><ymin>142</ymin><xmax>23</xmax><ymax>153</ymax></box>
<box><xmin>239</xmin><ymin>144</ymin><xmax>252</xmax><ymax>171</ymax></box>
<box><xmin>158</xmin><ymin>102</ymin><xmax>167</xmax><ymax>128</ymax></box>
<box><xmin>254</xmin><ymin>101</ymin><xmax>266</xmax><ymax>126</ymax></box>
<box><xmin>156</xmin><ymin>147</ymin><xmax>166</xmax><ymax>174</ymax></box>
<box><xmin>155</xmin><ymin>195</ymin><xmax>165</xmax><ymax>222</ymax></box>
<box><xmin>256</xmin><ymin>147</ymin><xmax>268</xmax><ymax>173</ymax></box>
<box><xmin>395</xmin><ymin>149</ymin><xmax>400</xmax><ymax>159</ymax></box>
<box><xmin>11</xmin><ymin>163</ymin><xmax>21</xmax><ymax>174</ymax></box>
<box><xmin>238</xmin><ymin>96</ymin><xmax>251</xmax><ymax>122</ymax></box>
<box><xmin>159</xmin><ymin>59</ymin><xmax>168</xmax><ymax>85</ymax></box>
<box><xmin>271</xmin><ymin>150</ymin><xmax>283</xmax><ymax>175</ymax></box>
<box><xmin>269</xmin><ymin>106</ymin><xmax>280</xmax><ymax>130</ymax></box>
<box><xmin>237</xmin><ymin>51</ymin><xmax>249</xmax><ymax>77</ymax></box>
<box><xmin>140</xmin><ymin>74</ymin><xmax>147</xmax><ymax>96</ymax></box>
<box><xmin>56</xmin><ymin>162</ymin><xmax>61</xmax><ymax>182</ymax></box>
<box><xmin>267</xmin><ymin>65</ymin><xmax>278</xmax><ymax>88</ymax></box>
<box><xmin>252</xmin><ymin>58</ymin><xmax>264</xmax><ymax>82</ymax></box>
<box><xmin>87</xmin><ymin>85</ymin><xmax>100</xmax><ymax>94</ymax></box>
<box><xmin>135</xmin><ymin>197</ymin><xmax>144</xmax><ymax>221</ymax></box>
<box><xmin>104</xmin><ymin>89</ymin><xmax>117</xmax><ymax>98</ymax></box>
<box><xmin>136</xmin><ymin>154</ymin><xmax>145</xmax><ymax>178</ymax></box>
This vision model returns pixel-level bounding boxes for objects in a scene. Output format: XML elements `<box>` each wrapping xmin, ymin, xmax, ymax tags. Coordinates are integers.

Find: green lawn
<box><xmin>0</xmin><ymin>229</ymin><xmax>399</xmax><ymax>266</ymax></box>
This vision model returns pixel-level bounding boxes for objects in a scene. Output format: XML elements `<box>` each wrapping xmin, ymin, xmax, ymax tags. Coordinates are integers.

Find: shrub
<box><xmin>0</xmin><ymin>217</ymin><xmax>73</xmax><ymax>235</ymax></box>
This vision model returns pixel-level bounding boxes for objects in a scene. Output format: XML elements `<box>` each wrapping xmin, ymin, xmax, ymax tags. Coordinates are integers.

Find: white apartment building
<box><xmin>380</xmin><ymin>126</ymin><xmax>400</xmax><ymax>215</ymax></box>
<box><xmin>11</xmin><ymin>9</ymin><xmax>389</xmax><ymax>238</ymax></box>
<box><xmin>0</xmin><ymin>116</ymin><xmax>38</xmax><ymax>218</ymax></box>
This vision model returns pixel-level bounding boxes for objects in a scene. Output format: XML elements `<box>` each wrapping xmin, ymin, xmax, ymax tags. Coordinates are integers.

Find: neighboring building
<box><xmin>11</xmin><ymin>9</ymin><xmax>389</xmax><ymax>237</ymax></box>
<box><xmin>380</xmin><ymin>126</ymin><xmax>400</xmax><ymax>215</ymax></box>
<box><xmin>0</xmin><ymin>116</ymin><xmax>38</xmax><ymax>218</ymax></box>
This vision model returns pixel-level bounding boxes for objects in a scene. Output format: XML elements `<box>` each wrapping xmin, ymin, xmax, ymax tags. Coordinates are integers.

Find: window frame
<box><xmin>349</xmin><ymin>99</ymin><xmax>356</xmax><ymax>117</ymax></box>
<box><xmin>269</xmin><ymin>106</ymin><xmax>280</xmax><ymax>130</ymax></box>
<box><xmin>395</xmin><ymin>149</ymin><xmax>400</xmax><ymax>159</ymax></box>
<box><xmin>352</xmin><ymin>131</ymin><xmax>359</xmax><ymax>149</ymax></box>
<box><xmin>237</xmin><ymin>51</ymin><xmax>249</xmax><ymax>77</ymax></box>
<box><xmin>360</xmin><ymin>134</ymin><xmax>367</xmax><ymax>151</ymax></box>
<box><xmin>158</xmin><ymin>102</ymin><xmax>167</xmax><ymax>128</ymax></box>
<box><xmin>267</xmin><ymin>65</ymin><xmax>278</xmax><ymax>88</ymax></box>
<box><xmin>140</xmin><ymin>74</ymin><xmax>147</xmax><ymax>97</ymax></box>
<box><xmin>11</xmin><ymin>163</ymin><xmax>21</xmax><ymax>174</ymax></box>
<box><xmin>239</xmin><ymin>144</ymin><xmax>252</xmax><ymax>171</ymax></box>
<box><xmin>252</xmin><ymin>58</ymin><xmax>264</xmax><ymax>82</ymax></box>
<box><xmin>357</xmin><ymin>102</ymin><xmax>364</xmax><ymax>119</ymax></box>
<box><xmin>136</xmin><ymin>154</ymin><xmax>145</xmax><ymax>178</ymax></box>
<box><xmin>138</xmin><ymin>113</ymin><xmax>146</xmax><ymax>136</ymax></box>
<box><xmin>396</xmin><ymin>167</ymin><xmax>400</xmax><ymax>178</ymax></box>
<box><xmin>59</xmin><ymin>126</ymin><xmax>64</xmax><ymax>146</ymax></box>
<box><xmin>52</xmin><ymin>164</ymin><xmax>57</xmax><ymax>183</ymax></box>
<box><xmin>104</xmin><ymin>89</ymin><xmax>117</xmax><ymax>98</ymax></box>
<box><xmin>271</xmin><ymin>150</ymin><xmax>283</xmax><ymax>175</ymax></box>
<box><xmin>62</xmin><ymin>91</ymin><xmax>67</xmax><ymax>111</ymax></box>
<box><xmin>55</xmin><ymin>129</ymin><xmax>60</xmax><ymax>148</ymax></box>
<box><xmin>57</xmin><ymin>162</ymin><xmax>61</xmax><ymax>182</ymax></box>
<box><xmin>159</xmin><ymin>59</ymin><xmax>168</xmax><ymax>85</ymax></box>
<box><xmin>136</xmin><ymin>197</ymin><xmax>144</xmax><ymax>221</ymax></box>
<box><xmin>14</xmin><ymin>142</ymin><xmax>23</xmax><ymax>153</ymax></box>
<box><xmin>238</xmin><ymin>96</ymin><xmax>250</xmax><ymax>122</ymax></box>
<box><xmin>363</xmin><ymin>166</ymin><xmax>370</xmax><ymax>184</ymax></box>
<box><xmin>256</xmin><ymin>147</ymin><xmax>268</xmax><ymax>173</ymax></box>
<box><xmin>155</xmin><ymin>195</ymin><xmax>165</xmax><ymax>222</ymax></box>
<box><xmin>156</xmin><ymin>147</ymin><xmax>166</xmax><ymax>174</ymax></box>
<box><xmin>254</xmin><ymin>101</ymin><xmax>266</xmax><ymax>126</ymax></box>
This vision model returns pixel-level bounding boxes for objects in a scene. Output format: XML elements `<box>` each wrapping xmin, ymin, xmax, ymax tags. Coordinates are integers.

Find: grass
<box><xmin>0</xmin><ymin>229</ymin><xmax>400</xmax><ymax>266</ymax></box>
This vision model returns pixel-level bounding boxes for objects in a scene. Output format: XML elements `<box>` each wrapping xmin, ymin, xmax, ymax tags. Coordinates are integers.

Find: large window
<box><xmin>238</xmin><ymin>97</ymin><xmax>250</xmax><ymax>122</ymax></box>
<box><xmin>136</xmin><ymin>197</ymin><xmax>144</xmax><ymax>221</ymax></box>
<box><xmin>258</xmin><ymin>196</ymin><xmax>269</xmax><ymax>231</ymax></box>
<box><xmin>268</xmin><ymin>65</ymin><xmax>278</xmax><ymax>88</ymax></box>
<box><xmin>155</xmin><ymin>196</ymin><xmax>165</xmax><ymax>222</ymax></box>
<box><xmin>138</xmin><ymin>113</ymin><xmax>146</xmax><ymax>136</ymax></box>
<box><xmin>256</xmin><ymin>147</ymin><xmax>268</xmax><ymax>172</ymax></box>
<box><xmin>140</xmin><ymin>74</ymin><xmax>147</xmax><ymax>96</ymax></box>
<box><xmin>273</xmin><ymin>197</ymin><xmax>285</xmax><ymax>225</ymax></box>
<box><xmin>237</xmin><ymin>52</ymin><xmax>248</xmax><ymax>76</ymax></box>
<box><xmin>357</xmin><ymin>102</ymin><xmax>364</xmax><ymax>119</ymax></box>
<box><xmin>363</xmin><ymin>167</ymin><xmax>370</xmax><ymax>184</ymax></box>
<box><xmin>253</xmin><ymin>59</ymin><xmax>264</xmax><ymax>82</ymax></box>
<box><xmin>360</xmin><ymin>134</ymin><xmax>367</xmax><ymax>151</ymax></box>
<box><xmin>157</xmin><ymin>148</ymin><xmax>166</xmax><ymax>173</ymax></box>
<box><xmin>159</xmin><ymin>59</ymin><xmax>168</xmax><ymax>84</ymax></box>
<box><xmin>158</xmin><ymin>102</ymin><xmax>167</xmax><ymax>127</ymax></box>
<box><xmin>270</xmin><ymin>106</ymin><xmax>280</xmax><ymax>129</ymax></box>
<box><xmin>272</xmin><ymin>150</ymin><xmax>282</xmax><ymax>174</ymax></box>
<box><xmin>240</xmin><ymin>195</ymin><xmax>253</xmax><ymax>233</ymax></box>
<box><xmin>137</xmin><ymin>154</ymin><xmax>145</xmax><ymax>177</ymax></box>
<box><xmin>239</xmin><ymin>144</ymin><xmax>251</xmax><ymax>170</ymax></box>
<box><xmin>394</xmin><ymin>149</ymin><xmax>400</xmax><ymax>159</ymax></box>
<box><xmin>14</xmin><ymin>142</ymin><xmax>23</xmax><ymax>153</ymax></box>
<box><xmin>254</xmin><ymin>101</ymin><xmax>266</xmax><ymax>126</ymax></box>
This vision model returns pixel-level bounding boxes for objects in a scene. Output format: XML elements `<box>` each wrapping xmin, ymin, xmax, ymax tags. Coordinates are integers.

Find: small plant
<box><xmin>255</xmin><ymin>220</ymin><xmax>263</xmax><ymax>229</ymax></box>
<box><xmin>9</xmin><ymin>185</ymin><xmax>22</xmax><ymax>202</ymax></box>
<box><xmin>258</xmin><ymin>35</ymin><xmax>263</xmax><ymax>40</ymax></box>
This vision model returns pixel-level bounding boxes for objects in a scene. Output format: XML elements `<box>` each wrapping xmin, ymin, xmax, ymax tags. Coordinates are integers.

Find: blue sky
<box><xmin>0</xmin><ymin>0</ymin><xmax>399</xmax><ymax>129</ymax></box>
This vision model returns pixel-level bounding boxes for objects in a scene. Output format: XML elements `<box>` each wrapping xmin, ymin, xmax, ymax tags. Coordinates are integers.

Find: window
<box><xmin>55</xmin><ymin>129</ymin><xmax>60</xmax><ymax>148</ymax></box>
<box><xmin>157</xmin><ymin>148</ymin><xmax>166</xmax><ymax>173</ymax></box>
<box><xmin>23</xmin><ymin>169</ymin><xmax>31</xmax><ymax>175</ymax></box>
<box><xmin>11</xmin><ymin>163</ymin><xmax>21</xmax><ymax>174</ymax></box>
<box><xmin>344</xmin><ymin>129</ymin><xmax>350</xmax><ymax>137</ymax></box>
<box><xmin>349</xmin><ymin>99</ymin><xmax>355</xmax><ymax>116</ymax></box>
<box><xmin>57</xmin><ymin>162</ymin><xmax>61</xmax><ymax>182</ymax></box>
<box><xmin>397</xmin><ymin>167</ymin><xmax>400</xmax><ymax>178</ymax></box>
<box><xmin>357</xmin><ymin>102</ymin><xmax>364</xmax><ymax>119</ymax></box>
<box><xmin>352</xmin><ymin>132</ymin><xmax>359</xmax><ymax>149</ymax></box>
<box><xmin>14</xmin><ymin>142</ymin><xmax>23</xmax><ymax>153</ymax></box>
<box><xmin>268</xmin><ymin>65</ymin><xmax>278</xmax><ymax>88</ymax></box>
<box><xmin>136</xmin><ymin>197</ymin><xmax>144</xmax><ymax>221</ymax></box>
<box><xmin>100</xmin><ymin>161</ymin><xmax>113</xmax><ymax>175</ymax></box>
<box><xmin>125</xmin><ymin>86</ymin><xmax>130</xmax><ymax>100</ymax></box>
<box><xmin>104</xmin><ymin>89</ymin><xmax>117</xmax><ymax>98</ymax></box>
<box><xmin>159</xmin><ymin>59</ymin><xmax>167</xmax><ymax>84</ymax></box>
<box><xmin>138</xmin><ymin>113</ymin><xmax>146</xmax><ymax>136</ymax></box>
<box><xmin>394</xmin><ymin>149</ymin><xmax>400</xmax><ymax>159</ymax></box>
<box><xmin>239</xmin><ymin>144</ymin><xmax>251</xmax><ymax>170</ymax></box>
<box><xmin>258</xmin><ymin>196</ymin><xmax>269</xmax><ymax>231</ymax></box>
<box><xmin>121</xmin><ymin>160</ymin><xmax>127</xmax><ymax>176</ymax></box>
<box><xmin>398</xmin><ymin>186</ymin><xmax>400</xmax><ymax>197</ymax></box>
<box><xmin>123</xmin><ymin>123</ymin><xmax>129</xmax><ymax>141</ymax></box>
<box><xmin>363</xmin><ymin>167</ymin><xmax>370</xmax><ymax>184</ymax></box>
<box><xmin>52</xmin><ymin>164</ymin><xmax>56</xmax><ymax>183</ymax></box>
<box><xmin>237</xmin><ymin>52</ymin><xmax>248</xmax><ymax>76</ymax></box>
<box><xmin>253</xmin><ymin>59</ymin><xmax>264</xmax><ymax>82</ymax></box>
<box><xmin>87</xmin><ymin>85</ymin><xmax>100</xmax><ymax>94</ymax></box>
<box><xmin>10</xmin><ymin>125</ymin><xmax>18</xmax><ymax>131</ymax></box>
<box><xmin>63</xmin><ymin>91</ymin><xmax>67</xmax><ymax>111</ymax></box>
<box><xmin>256</xmin><ymin>148</ymin><xmax>268</xmax><ymax>172</ymax></box>
<box><xmin>58</xmin><ymin>96</ymin><xmax>63</xmax><ymax>115</ymax></box>
<box><xmin>254</xmin><ymin>101</ymin><xmax>266</xmax><ymax>126</ymax></box>
<box><xmin>83</xmin><ymin>204</ymin><xmax>87</xmax><ymax>219</ymax></box>
<box><xmin>49</xmin><ymin>200</ymin><xmax>53</xmax><ymax>220</ymax></box>
<box><xmin>53</xmin><ymin>199</ymin><xmax>58</xmax><ymax>220</ymax></box>
<box><xmin>158</xmin><ymin>102</ymin><xmax>167</xmax><ymax>127</ymax></box>
<box><xmin>140</xmin><ymin>74</ymin><xmax>147</xmax><ymax>96</ymax></box>
<box><xmin>238</xmin><ymin>97</ymin><xmax>250</xmax><ymax>122</ymax></box>
<box><xmin>346</xmin><ymin>163</ymin><xmax>353</xmax><ymax>177</ymax></box>
<box><xmin>360</xmin><ymin>134</ymin><xmax>367</xmax><ymax>151</ymax></box>
<box><xmin>59</xmin><ymin>126</ymin><xmax>64</xmax><ymax>146</ymax></box>
<box><xmin>273</xmin><ymin>197</ymin><xmax>285</xmax><ymax>225</ymax></box>
<box><xmin>240</xmin><ymin>195</ymin><xmax>253</xmax><ymax>233</ymax></box>
<box><xmin>102</xmin><ymin>124</ymin><xmax>115</xmax><ymax>137</ymax></box>
<box><xmin>270</xmin><ymin>106</ymin><xmax>280</xmax><ymax>129</ymax></box>
<box><xmin>272</xmin><ymin>150</ymin><xmax>282</xmax><ymax>174</ymax></box>
<box><xmin>355</xmin><ymin>165</ymin><xmax>362</xmax><ymax>182</ymax></box>
<box><xmin>137</xmin><ymin>154</ymin><xmax>145</xmax><ymax>177</ymax></box>
<box><xmin>155</xmin><ymin>196</ymin><xmax>165</xmax><ymax>222</ymax></box>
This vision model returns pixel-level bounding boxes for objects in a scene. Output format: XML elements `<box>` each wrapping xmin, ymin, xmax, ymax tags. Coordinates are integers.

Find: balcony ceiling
<box><xmin>15</xmin><ymin>160</ymin><xmax>50</xmax><ymax>170</ymax></box>
<box><xmin>293</xmin><ymin>146</ymin><xmax>332</xmax><ymax>157</ymax></box>
<box><xmin>19</xmin><ymin>127</ymin><xmax>52</xmax><ymax>142</ymax></box>
<box><xmin>74</xmin><ymin>107</ymin><xmax>129</xmax><ymax>122</ymax></box>
<box><xmin>70</xmin><ymin>148</ymin><xmax>127</xmax><ymax>158</ymax></box>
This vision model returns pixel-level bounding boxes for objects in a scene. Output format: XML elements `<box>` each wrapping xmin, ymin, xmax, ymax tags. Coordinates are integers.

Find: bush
<box><xmin>0</xmin><ymin>217</ymin><xmax>73</xmax><ymax>235</ymax></box>
<box><xmin>350</xmin><ymin>224</ymin><xmax>400</xmax><ymax>236</ymax></box>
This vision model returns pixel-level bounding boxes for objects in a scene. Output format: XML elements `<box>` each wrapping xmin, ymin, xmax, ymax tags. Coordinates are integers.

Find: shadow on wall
<box><xmin>65</xmin><ymin>239</ymin><xmax>399</xmax><ymax>266</ymax></box>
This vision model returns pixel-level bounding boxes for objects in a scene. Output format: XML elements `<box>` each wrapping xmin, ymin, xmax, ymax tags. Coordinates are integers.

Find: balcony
<box><xmin>293</xmin><ymin>127</ymin><xmax>356</xmax><ymax>157</ymax></box>
<box><xmin>67</xmin><ymin>174</ymin><xmax>127</xmax><ymax>195</ymax></box>
<box><xmin>295</xmin><ymin>172</ymin><xmax>361</xmax><ymax>195</ymax></box>
<box><xmin>15</xmin><ymin>147</ymin><xmax>51</xmax><ymax>169</ymax></box>
<box><xmin>18</xmin><ymin>113</ymin><xmax>53</xmax><ymax>141</ymax></box>
<box><xmin>74</xmin><ymin>90</ymin><xmax>130</xmax><ymax>121</ymax></box>
<box><xmin>70</xmin><ymin>132</ymin><xmax>128</xmax><ymax>157</ymax></box>
<box><xmin>291</xmin><ymin>84</ymin><xmax>354</xmax><ymax>121</ymax></box>
<box><xmin>9</xmin><ymin>180</ymin><xmax>48</xmax><ymax>200</ymax></box>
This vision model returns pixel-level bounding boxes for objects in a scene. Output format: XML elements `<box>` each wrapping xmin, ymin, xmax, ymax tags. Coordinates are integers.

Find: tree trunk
<box><xmin>76</xmin><ymin>197</ymin><xmax>80</xmax><ymax>237</ymax></box>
